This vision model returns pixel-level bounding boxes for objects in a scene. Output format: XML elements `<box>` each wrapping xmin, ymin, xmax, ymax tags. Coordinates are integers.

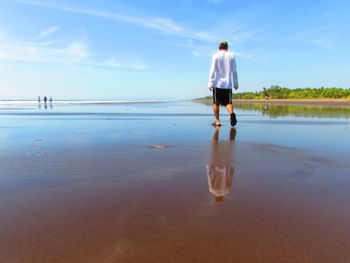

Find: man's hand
<box><xmin>209</xmin><ymin>86</ymin><xmax>214</xmax><ymax>91</ymax></box>
<box><xmin>234</xmin><ymin>84</ymin><xmax>238</xmax><ymax>90</ymax></box>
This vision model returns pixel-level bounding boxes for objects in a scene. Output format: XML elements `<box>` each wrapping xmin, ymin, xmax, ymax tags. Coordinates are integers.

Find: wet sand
<box><xmin>0</xmin><ymin>102</ymin><xmax>350</xmax><ymax>262</ymax></box>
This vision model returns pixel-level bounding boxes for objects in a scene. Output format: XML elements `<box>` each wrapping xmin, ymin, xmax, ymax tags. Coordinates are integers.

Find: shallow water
<box><xmin>0</xmin><ymin>101</ymin><xmax>349</xmax><ymax>262</ymax></box>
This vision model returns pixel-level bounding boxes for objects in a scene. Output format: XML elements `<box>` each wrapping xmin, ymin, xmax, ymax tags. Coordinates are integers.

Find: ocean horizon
<box><xmin>0</xmin><ymin>99</ymin><xmax>166</xmax><ymax>106</ymax></box>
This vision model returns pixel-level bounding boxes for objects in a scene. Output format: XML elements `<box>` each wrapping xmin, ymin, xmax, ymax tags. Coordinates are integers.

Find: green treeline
<box><xmin>233</xmin><ymin>86</ymin><xmax>350</xmax><ymax>99</ymax></box>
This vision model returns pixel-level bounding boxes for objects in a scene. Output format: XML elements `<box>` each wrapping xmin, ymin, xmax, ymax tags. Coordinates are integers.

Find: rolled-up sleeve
<box><xmin>231</xmin><ymin>55</ymin><xmax>238</xmax><ymax>87</ymax></box>
<box><xmin>208</xmin><ymin>56</ymin><xmax>217</xmax><ymax>88</ymax></box>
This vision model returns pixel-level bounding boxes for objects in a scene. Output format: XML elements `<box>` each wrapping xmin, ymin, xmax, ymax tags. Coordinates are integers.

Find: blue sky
<box><xmin>0</xmin><ymin>0</ymin><xmax>349</xmax><ymax>100</ymax></box>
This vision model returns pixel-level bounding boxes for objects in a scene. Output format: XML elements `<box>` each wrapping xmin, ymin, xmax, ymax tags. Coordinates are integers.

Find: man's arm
<box><xmin>232</xmin><ymin>55</ymin><xmax>238</xmax><ymax>90</ymax></box>
<box><xmin>208</xmin><ymin>55</ymin><xmax>216</xmax><ymax>91</ymax></box>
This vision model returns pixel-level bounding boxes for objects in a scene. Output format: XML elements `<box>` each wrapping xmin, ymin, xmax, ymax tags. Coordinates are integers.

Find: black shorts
<box><xmin>213</xmin><ymin>88</ymin><xmax>232</xmax><ymax>106</ymax></box>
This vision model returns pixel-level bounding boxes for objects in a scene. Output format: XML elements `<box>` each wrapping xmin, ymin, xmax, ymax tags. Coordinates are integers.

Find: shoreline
<box><xmin>194</xmin><ymin>98</ymin><xmax>350</xmax><ymax>106</ymax></box>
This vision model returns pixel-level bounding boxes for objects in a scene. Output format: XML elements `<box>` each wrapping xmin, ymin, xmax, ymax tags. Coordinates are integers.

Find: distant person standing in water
<box><xmin>208</xmin><ymin>41</ymin><xmax>239</xmax><ymax>127</ymax></box>
<box><xmin>38</xmin><ymin>96</ymin><xmax>41</xmax><ymax>103</ymax></box>
<box><xmin>49</xmin><ymin>96</ymin><xmax>53</xmax><ymax>103</ymax></box>
<box><xmin>43</xmin><ymin>96</ymin><xmax>47</xmax><ymax>104</ymax></box>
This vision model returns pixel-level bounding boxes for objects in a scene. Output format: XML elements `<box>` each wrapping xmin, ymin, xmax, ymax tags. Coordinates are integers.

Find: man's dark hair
<box><xmin>219</xmin><ymin>41</ymin><xmax>228</xmax><ymax>50</ymax></box>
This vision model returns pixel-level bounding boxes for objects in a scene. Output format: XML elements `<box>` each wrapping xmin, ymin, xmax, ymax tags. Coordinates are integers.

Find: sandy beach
<box><xmin>0</xmin><ymin>101</ymin><xmax>350</xmax><ymax>263</ymax></box>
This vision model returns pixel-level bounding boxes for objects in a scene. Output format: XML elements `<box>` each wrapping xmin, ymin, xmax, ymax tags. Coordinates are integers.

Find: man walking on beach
<box><xmin>208</xmin><ymin>41</ymin><xmax>239</xmax><ymax>126</ymax></box>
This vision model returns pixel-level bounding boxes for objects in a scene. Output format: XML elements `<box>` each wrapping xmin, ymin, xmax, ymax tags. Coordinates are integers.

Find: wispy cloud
<box><xmin>0</xmin><ymin>29</ymin><xmax>147</xmax><ymax>70</ymax></box>
<box><xmin>208</xmin><ymin>0</ymin><xmax>224</xmax><ymax>3</ymax></box>
<box><xmin>75</xmin><ymin>58</ymin><xmax>148</xmax><ymax>70</ymax></box>
<box><xmin>16</xmin><ymin>0</ymin><xmax>184</xmax><ymax>34</ymax></box>
<box><xmin>0</xmin><ymin>39</ymin><xmax>88</xmax><ymax>63</ymax></box>
<box><xmin>0</xmin><ymin>72</ymin><xmax>56</xmax><ymax>79</ymax></box>
<box><xmin>13</xmin><ymin>0</ymin><xmax>256</xmax><ymax>64</ymax></box>
<box><xmin>63</xmin><ymin>42</ymin><xmax>88</xmax><ymax>58</ymax></box>
<box><xmin>39</xmin><ymin>26</ymin><xmax>60</xmax><ymax>38</ymax></box>
<box><xmin>293</xmin><ymin>22</ymin><xmax>339</xmax><ymax>49</ymax></box>
<box><xmin>15</xmin><ymin>0</ymin><xmax>227</xmax><ymax>42</ymax></box>
<box><xmin>235</xmin><ymin>52</ymin><xmax>253</xmax><ymax>59</ymax></box>
<box><xmin>322</xmin><ymin>12</ymin><xmax>332</xmax><ymax>18</ymax></box>
<box><xmin>191</xmin><ymin>51</ymin><xmax>201</xmax><ymax>57</ymax></box>
<box><xmin>97</xmin><ymin>58</ymin><xmax>147</xmax><ymax>70</ymax></box>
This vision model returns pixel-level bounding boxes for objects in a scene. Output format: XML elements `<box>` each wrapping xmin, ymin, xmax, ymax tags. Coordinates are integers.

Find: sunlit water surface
<box><xmin>0</xmin><ymin>101</ymin><xmax>349</xmax><ymax>263</ymax></box>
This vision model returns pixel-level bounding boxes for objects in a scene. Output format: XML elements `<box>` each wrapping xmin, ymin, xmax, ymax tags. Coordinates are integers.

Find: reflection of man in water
<box><xmin>49</xmin><ymin>96</ymin><xmax>53</xmax><ymax>109</ymax></box>
<box><xmin>207</xmin><ymin>127</ymin><xmax>236</xmax><ymax>203</ymax></box>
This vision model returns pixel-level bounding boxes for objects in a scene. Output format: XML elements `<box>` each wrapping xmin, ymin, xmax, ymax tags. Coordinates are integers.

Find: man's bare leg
<box><xmin>213</xmin><ymin>104</ymin><xmax>221</xmax><ymax>126</ymax></box>
<box><xmin>226</xmin><ymin>104</ymin><xmax>233</xmax><ymax>114</ymax></box>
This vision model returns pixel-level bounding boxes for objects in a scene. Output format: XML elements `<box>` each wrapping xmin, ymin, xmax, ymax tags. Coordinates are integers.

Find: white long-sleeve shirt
<box><xmin>208</xmin><ymin>50</ymin><xmax>238</xmax><ymax>89</ymax></box>
<box><xmin>206</xmin><ymin>165</ymin><xmax>234</xmax><ymax>197</ymax></box>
